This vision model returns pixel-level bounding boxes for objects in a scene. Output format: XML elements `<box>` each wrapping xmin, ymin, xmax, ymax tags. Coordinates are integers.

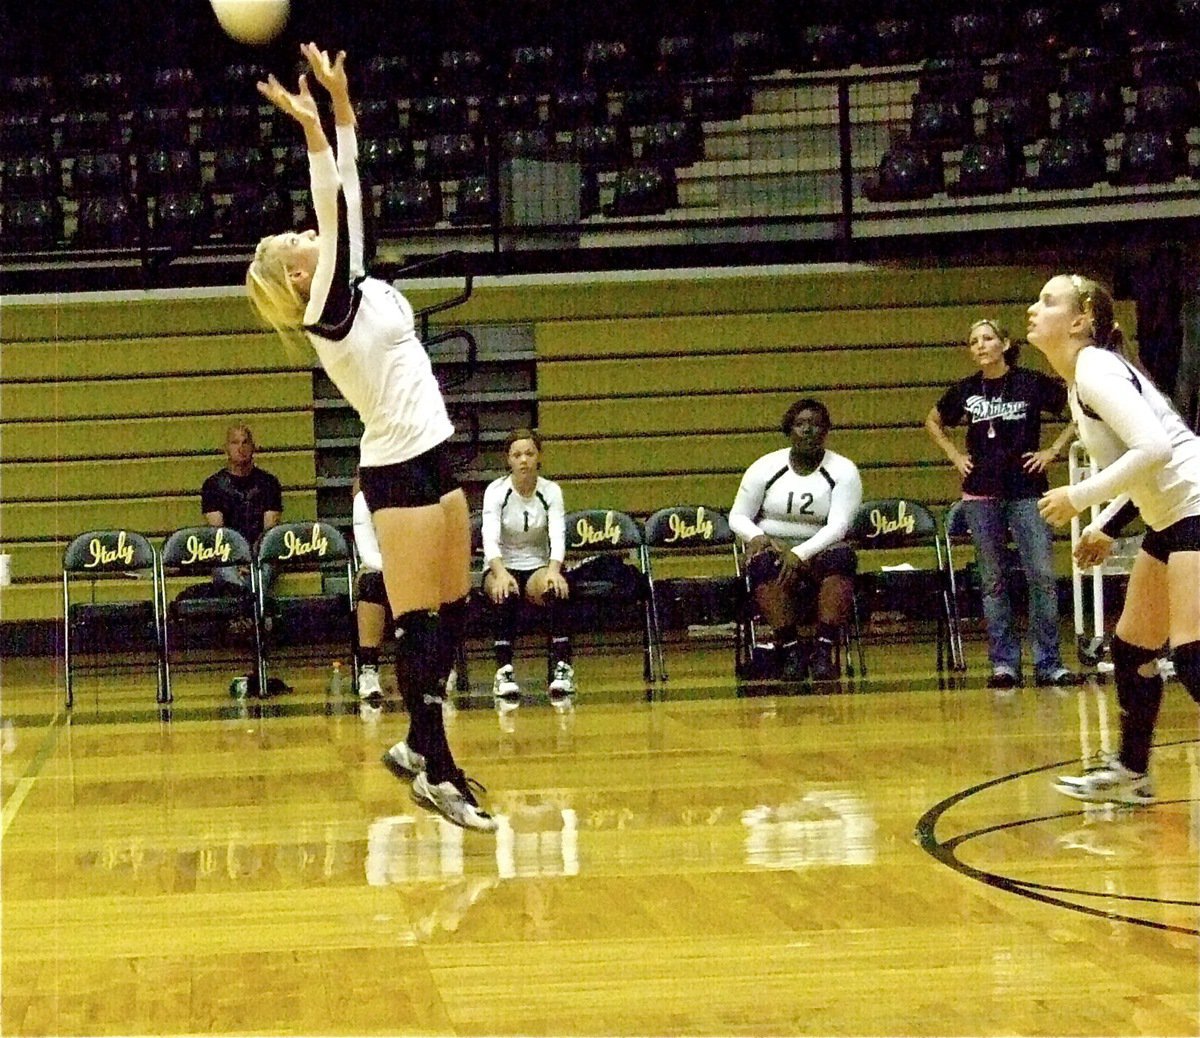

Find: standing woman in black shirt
<box><xmin>925</xmin><ymin>318</ymin><xmax>1080</xmax><ymax>688</ymax></box>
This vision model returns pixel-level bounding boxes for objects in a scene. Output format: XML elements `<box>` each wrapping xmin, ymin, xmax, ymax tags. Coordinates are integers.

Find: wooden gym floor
<box><xmin>1</xmin><ymin>631</ymin><xmax>1197</xmax><ymax>1038</ymax></box>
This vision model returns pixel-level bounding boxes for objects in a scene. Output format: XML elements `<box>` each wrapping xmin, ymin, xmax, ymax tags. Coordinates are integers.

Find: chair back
<box><xmin>642</xmin><ymin>505</ymin><xmax>733</xmax><ymax>549</ymax></box>
<box><xmin>849</xmin><ymin>498</ymin><xmax>941</xmax><ymax>549</ymax></box>
<box><xmin>258</xmin><ymin>521</ymin><xmax>351</xmax><ymax>569</ymax></box>
<box><xmin>63</xmin><ymin>529</ymin><xmax>157</xmax><ymax>573</ymax></box>
<box><xmin>161</xmin><ymin>525</ymin><xmax>254</xmax><ymax>572</ymax></box>
<box><xmin>564</xmin><ymin>508</ymin><xmax>644</xmax><ymax>552</ymax></box>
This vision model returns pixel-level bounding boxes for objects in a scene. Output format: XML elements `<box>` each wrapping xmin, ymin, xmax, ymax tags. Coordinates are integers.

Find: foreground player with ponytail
<box><xmin>247</xmin><ymin>44</ymin><xmax>494</xmax><ymax>831</ymax></box>
<box><xmin>1029</xmin><ymin>274</ymin><xmax>1200</xmax><ymax>805</ymax></box>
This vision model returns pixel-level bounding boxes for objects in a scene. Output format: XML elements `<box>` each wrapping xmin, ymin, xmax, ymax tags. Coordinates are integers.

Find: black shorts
<box><xmin>1141</xmin><ymin>514</ymin><xmax>1200</xmax><ymax>563</ymax></box>
<box><xmin>356</xmin><ymin>567</ymin><xmax>387</xmax><ymax>605</ymax></box>
<box><xmin>746</xmin><ymin>541</ymin><xmax>858</xmax><ymax>590</ymax></box>
<box><xmin>359</xmin><ymin>441</ymin><xmax>459</xmax><ymax>511</ymax></box>
<box><xmin>486</xmin><ymin>568</ymin><xmax>541</xmax><ymax>597</ymax></box>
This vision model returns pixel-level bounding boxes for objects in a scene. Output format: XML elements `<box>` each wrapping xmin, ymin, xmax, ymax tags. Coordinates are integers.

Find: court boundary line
<box><xmin>914</xmin><ymin>738</ymin><xmax>1200</xmax><ymax>936</ymax></box>
<box><xmin>1</xmin><ymin>709</ymin><xmax>68</xmax><ymax>838</ymax></box>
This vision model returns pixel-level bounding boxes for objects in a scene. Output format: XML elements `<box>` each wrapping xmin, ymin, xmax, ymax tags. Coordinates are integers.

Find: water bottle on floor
<box><xmin>328</xmin><ymin>660</ymin><xmax>344</xmax><ymax>696</ymax></box>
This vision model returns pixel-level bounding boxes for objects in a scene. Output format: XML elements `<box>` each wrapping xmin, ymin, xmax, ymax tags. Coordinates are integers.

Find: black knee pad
<box><xmin>1111</xmin><ymin>634</ymin><xmax>1161</xmax><ymax>676</ymax></box>
<box><xmin>1174</xmin><ymin>640</ymin><xmax>1200</xmax><ymax>704</ymax></box>
<box><xmin>395</xmin><ymin>609</ymin><xmax>442</xmax><ymax>702</ymax></box>
<box><xmin>1111</xmin><ymin>634</ymin><xmax>1164</xmax><ymax>712</ymax></box>
<box><xmin>356</xmin><ymin>568</ymin><xmax>387</xmax><ymax>606</ymax></box>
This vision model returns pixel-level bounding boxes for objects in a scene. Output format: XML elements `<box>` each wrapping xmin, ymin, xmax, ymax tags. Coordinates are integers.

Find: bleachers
<box><xmin>0</xmin><ymin>289</ymin><xmax>316</xmax><ymax>624</ymax></box>
<box><xmin>0</xmin><ymin>265</ymin><xmax>1138</xmax><ymax>631</ymax></box>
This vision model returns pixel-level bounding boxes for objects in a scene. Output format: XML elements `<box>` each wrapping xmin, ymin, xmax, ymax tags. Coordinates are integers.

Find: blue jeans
<box><xmin>961</xmin><ymin>497</ymin><xmax>1064</xmax><ymax>676</ymax></box>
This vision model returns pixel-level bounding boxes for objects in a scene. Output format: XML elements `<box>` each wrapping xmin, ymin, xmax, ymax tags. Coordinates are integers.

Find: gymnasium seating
<box><xmin>159</xmin><ymin>525</ymin><xmax>265</xmax><ymax>702</ymax></box>
<box><xmin>849</xmin><ymin>498</ymin><xmax>966</xmax><ymax>674</ymax></box>
<box><xmin>641</xmin><ymin>505</ymin><xmax>741</xmax><ymax>682</ymax></box>
<box><xmin>256</xmin><ymin>520</ymin><xmax>358</xmax><ymax>687</ymax></box>
<box><xmin>562</xmin><ymin>508</ymin><xmax>655</xmax><ymax>683</ymax></box>
<box><xmin>61</xmin><ymin>528</ymin><xmax>165</xmax><ymax>707</ymax></box>
<box><xmin>0</xmin><ymin>292</ymin><xmax>316</xmax><ymax>632</ymax></box>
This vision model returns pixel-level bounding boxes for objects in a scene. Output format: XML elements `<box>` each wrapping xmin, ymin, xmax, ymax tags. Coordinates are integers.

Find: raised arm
<box><xmin>302</xmin><ymin>44</ymin><xmax>364</xmax><ymax>280</ymax></box>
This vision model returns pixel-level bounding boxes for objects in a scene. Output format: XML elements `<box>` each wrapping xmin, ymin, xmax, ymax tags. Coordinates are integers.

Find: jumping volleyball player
<box><xmin>1029</xmin><ymin>273</ymin><xmax>1200</xmax><ymax>805</ymax></box>
<box><xmin>246</xmin><ymin>44</ymin><xmax>495</xmax><ymax>831</ymax></box>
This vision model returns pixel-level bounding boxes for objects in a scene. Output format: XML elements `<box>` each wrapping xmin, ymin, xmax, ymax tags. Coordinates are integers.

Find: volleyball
<box><xmin>210</xmin><ymin>0</ymin><xmax>291</xmax><ymax>45</ymax></box>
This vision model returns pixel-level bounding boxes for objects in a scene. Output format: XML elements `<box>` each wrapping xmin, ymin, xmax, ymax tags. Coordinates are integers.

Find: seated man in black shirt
<box><xmin>201</xmin><ymin>422</ymin><xmax>283</xmax><ymax>593</ymax></box>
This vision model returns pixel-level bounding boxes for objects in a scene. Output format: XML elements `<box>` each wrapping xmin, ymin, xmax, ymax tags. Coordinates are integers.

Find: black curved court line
<box><xmin>915</xmin><ymin>738</ymin><xmax>1200</xmax><ymax>936</ymax></box>
<box><xmin>938</xmin><ymin>810</ymin><xmax>1200</xmax><ymax>906</ymax></box>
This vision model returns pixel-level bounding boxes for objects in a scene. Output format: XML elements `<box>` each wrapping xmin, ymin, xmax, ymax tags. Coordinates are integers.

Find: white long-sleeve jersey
<box><xmin>303</xmin><ymin>125</ymin><xmax>453</xmax><ymax>468</ymax></box>
<box><xmin>728</xmin><ymin>447</ymin><xmax>863</xmax><ymax>561</ymax></box>
<box><xmin>1068</xmin><ymin>346</ymin><xmax>1200</xmax><ymax>533</ymax></box>
<box><xmin>481</xmin><ymin>475</ymin><xmax>566</xmax><ymax>572</ymax></box>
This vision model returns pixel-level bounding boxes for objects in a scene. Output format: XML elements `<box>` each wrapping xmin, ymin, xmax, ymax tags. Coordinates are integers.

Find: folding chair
<box><xmin>158</xmin><ymin>525</ymin><xmax>265</xmax><ymax>702</ymax></box>
<box><xmin>256</xmin><ymin>521</ymin><xmax>358</xmax><ymax>687</ymax></box>
<box><xmin>62</xmin><ymin>529</ymin><xmax>164</xmax><ymax>707</ymax></box>
<box><xmin>849</xmin><ymin>498</ymin><xmax>965</xmax><ymax>673</ymax></box>
<box><xmin>641</xmin><ymin>505</ymin><xmax>741</xmax><ymax>682</ymax></box>
<box><xmin>563</xmin><ymin>508</ymin><xmax>655</xmax><ymax>683</ymax></box>
<box><xmin>730</xmin><ymin>537</ymin><xmax>864</xmax><ymax>681</ymax></box>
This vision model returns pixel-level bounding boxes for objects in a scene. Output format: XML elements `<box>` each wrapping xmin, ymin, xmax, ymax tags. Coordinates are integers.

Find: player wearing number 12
<box><xmin>729</xmin><ymin>398</ymin><xmax>862</xmax><ymax>682</ymax></box>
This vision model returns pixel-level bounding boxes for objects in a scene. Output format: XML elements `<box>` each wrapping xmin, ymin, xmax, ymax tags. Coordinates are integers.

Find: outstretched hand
<box><xmin>256</xmin><ymin>72</ymin><xmax>319</xmax><ymax>128</ymax></box>
<box><xmin>301</xmin><ymin>42</ymin><xmax>349</xmax><ymax>99</ymax></box>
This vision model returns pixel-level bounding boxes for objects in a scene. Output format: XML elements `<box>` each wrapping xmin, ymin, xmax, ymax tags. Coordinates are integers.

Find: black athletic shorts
<box><xmin>359</xmin><ymin>441</ymin><xmax>459</xmax><ymax>512</ymax></box>
<box><xmin>1141</xmin><ymin>513</ymin><xmax>1200</xmax><ymax>563</ymax></box>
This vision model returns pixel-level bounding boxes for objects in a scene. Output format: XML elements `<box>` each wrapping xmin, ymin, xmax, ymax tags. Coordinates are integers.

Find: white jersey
<box><xmin>352</xmin><ymin>491</ymin><xmax>383</xmax><ymax>572</ymax></box>
<box><xmin>304</xmin><ymin>125</ymin><xmax>454</xmax><ymax>468</ymax></box>
<box><xmin>1067</xmin><ymin>346</ymin><xmax>1200</xmax><ymax>532</ymax></box>
<box><xmin>729</xmin><ymin>447</ymin><xmax>863</xmax><ymax>561</ymax></box>
<box><xmin>481</xmin><ymin>475</ymin><xmax>566</xmax><ymax>572</ymax></box>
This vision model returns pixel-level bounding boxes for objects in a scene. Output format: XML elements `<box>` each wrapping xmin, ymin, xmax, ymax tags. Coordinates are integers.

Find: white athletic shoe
<box><xmin>1054</xmin><ymin>758</ymin><xmax>1154</xmax><ymax>806</ymax></box>
<box><xmin>381</xmin><ymin>740</ymin><xmax>426</xmax><ymax>781</ymax></box>
<box><xmin>411</xmin><ymin>770</ymin><xmax>498</xmax><ymax>832</ymax></box>
<box><xmin>357</xmin><ymin>664</ymin><xmax>382</xmax><ymax>699</ymax></box>
<box><xmin>548</xmin><ymin>661</ymin><xmax>576</xmax><ymax>698</ymax></box>
<box><xmin>493</xmin><ymin>664</ymin><xmax>520</xmax><ymax>701</ymax></box>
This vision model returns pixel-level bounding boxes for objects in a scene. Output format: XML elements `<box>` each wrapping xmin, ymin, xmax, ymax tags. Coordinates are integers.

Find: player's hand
<box><xmin>488</xmin><ymin>569</ymin><xmax>519</xmax><ymax>605</ymax></box>
<box><xmin>545</xmin><ymin>571</ymin><xmax>570</xmax><ymax>599</ymax></box>
<box><xmin>1037</xmin><ymin>486</ymin><xmax>1079</xmax><ymax>527</ymax></box>
<box><xmin>953</xmin><ymin>452</ymin><xmax>973</xmax><ymax>479</ymax></box>
<box><xmin>301</xmin><ymin>43</ymin><xmax>349</xmax><ymax>99</ymax></box>
<box><xmin>1074</xmin><ymin>528</ymin><xmax>1115</xmax><ymax>568</ymax></box>
<box><xmin>256</xmin><ymin>73</ymin><xmax>319</xmax><ymax>127</ymax></box>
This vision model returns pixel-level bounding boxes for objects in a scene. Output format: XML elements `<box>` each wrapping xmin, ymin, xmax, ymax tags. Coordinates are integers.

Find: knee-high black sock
<box><xmin>493</xmin><ymin>593</ymin><xmax>520</xmax><ymax>668</ymax></box>
<box><xmin>394</xmin><ymin>610</ymin><xmax>456</xmax><ymax>781</ymax></box>
<box><xmin>545</xmin><ymin>593</ymin><xmax>572</xmax><ymax>666</ymax></box>
<box><xmin>437</xmin><ymin>594</ymin><xmax>470</xmax><ymax>686</ymax></box>
<box><xmin>1111</xmin><ymin>635</ymin><xmax>1164</xmax><ymax>775</ymax></box>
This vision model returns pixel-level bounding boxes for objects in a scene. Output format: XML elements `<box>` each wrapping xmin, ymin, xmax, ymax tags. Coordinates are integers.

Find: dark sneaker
<box><xmin>412</xmin><ymin>770</ymin><xmax>498</xmax><ymax>832</ymax></box>
<box><xmin>809</xmin><ymin>638</ymin><xmax>839</xmax><ymax>682</ymax></box>
<box><xmin>779</xmin><ymin>642</ymin><xmax>808</xmax><ymax>681</ymax></box>
<box><xmin>987</xmin><ymin>668</ymin><xmax>1020</xmax><ymax>689</ymax></box>
<box><xmin>1036</xmin><ymin>667</ymin><xmax>1084</xmax><ymax>687</ymax></box>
